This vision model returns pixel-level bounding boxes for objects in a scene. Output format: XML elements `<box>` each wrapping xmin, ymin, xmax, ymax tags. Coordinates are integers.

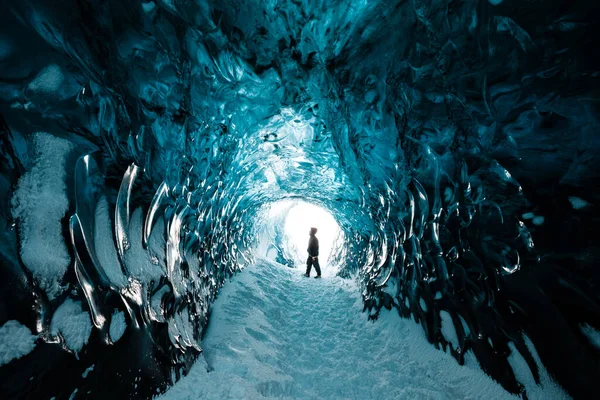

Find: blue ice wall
<box><xmin>1</xmin><ymin>0</ymin><xmax>599</xmax><ymax>398</ymax></box>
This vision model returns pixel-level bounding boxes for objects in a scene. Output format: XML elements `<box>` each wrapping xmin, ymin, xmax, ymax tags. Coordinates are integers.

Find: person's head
<box><xmin>309</xmin><ymin>227</ymin><xmax>318</xmax><ymax>236</ymax></box>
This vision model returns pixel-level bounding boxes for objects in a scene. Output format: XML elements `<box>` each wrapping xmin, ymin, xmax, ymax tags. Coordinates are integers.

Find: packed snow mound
<box><xmin>10</xmin><ymin>132</ymin><xmax>73</xmax><ymax>299</ymax></box>
<box><xmin>51</xmin><ymin>299</ymin><xmax>93</xmax><ymax>354</ymax></box>
<box><xmin>109</xmin><ymin>310</ymin><xmax>127</xmax><ymax>343</ymax></box>
<box><xmin>159</xmin><ymin>259</ymin><xmax>567</xmax><ymax>400</ymax></box>
<box><xmin>0</xmin><ymin>321</ymin><xmax>37</xmax><ymax>366</ymax></box>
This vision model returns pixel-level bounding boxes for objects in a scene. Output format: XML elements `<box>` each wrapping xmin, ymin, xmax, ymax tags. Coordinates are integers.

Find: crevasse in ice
<box><xmin>0</xmin><ymin>0</ymin><xmax>599</xmax><ymax>399</ymax></box>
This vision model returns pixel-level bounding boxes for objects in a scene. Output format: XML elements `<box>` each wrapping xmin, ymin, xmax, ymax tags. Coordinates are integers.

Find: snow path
<box><xmin>160</xmin><ymin>259</ymin><xmax>560</xmax><ymax>400</ymax></box>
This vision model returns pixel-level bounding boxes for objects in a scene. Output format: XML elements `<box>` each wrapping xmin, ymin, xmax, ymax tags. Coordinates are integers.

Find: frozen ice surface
<box><xmin>11</xmin><ymin>132</ymin><xmax>73</xmax><ymax>299</ymax></box>
<box><xmin>0</xmin><ymin>320</ymin><xmax>37</xmax><ymax>366</ymax></box>
<box><xmin>159</xmin><ymin>259</ymin><xmax>565</xmax><ymax>400</ymax></box>
<box><xmin>51</xmin><ymin>299</ymin><xmax>92</xmax><ymax>354</ymax></box>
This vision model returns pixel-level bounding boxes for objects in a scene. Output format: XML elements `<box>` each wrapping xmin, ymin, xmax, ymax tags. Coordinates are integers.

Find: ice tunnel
<box><xmin>0</xmin><ymin>0</ymin><xmax>599</xmax><ymax>398</ymax></box>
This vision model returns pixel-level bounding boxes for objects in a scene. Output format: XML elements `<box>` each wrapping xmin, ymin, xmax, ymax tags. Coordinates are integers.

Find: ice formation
<box><xmin>0</xmin><ymin>0</ymin><xmax>599</xmax><ymax>399</ymax></box>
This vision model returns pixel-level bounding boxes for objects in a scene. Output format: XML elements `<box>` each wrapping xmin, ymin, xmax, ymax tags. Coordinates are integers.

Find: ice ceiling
<box><xmin>0</xmin><ymin>0</ymin><xmax>599</xmax><ymax>398</ymax></box>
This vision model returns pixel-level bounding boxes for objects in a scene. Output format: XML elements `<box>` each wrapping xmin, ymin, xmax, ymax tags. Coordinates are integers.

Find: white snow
<box><xmin>532</xmin><ymin>216</ymin><xmax>545</xmax><ymax>226</ymax></box>
<box><xmin>568</xmin><ymin>196</ymin><xmax>590</xmax><ymax>210</ymax></box>
<box><xmin>0</xmin><ymin>35</ymin><xmax>13</xmax><ymax>60</ymax></box>
<box><xmin>507</xmin><ymin>337</ymin><xmax>570</xmax><ymax>400</ymax></box>
<box><xmin>123</xmin><ymin>208</ymin><xmax>165</xmax><ymax>284</ymax></box>
<box><xmin>440</xmin><ymin>310</ymin><xmax>460</xmax><ymax>350</ymax></box>
<box><xmin>158</xmin><ymin>259</ymin><xmax>566</xmax><ymax>400</ymax></box>
<box><xmin>142</xmin><ymin>1</ymin><xmax>156</xmax><ymax>12</ymax></box>
<box><xmin>51</xmin><ymin>299</ymin><xmax>92</xmax><ymax>354</ymax></box>
<box><xmin>109</xmin><ymin>310</ymin><xmax>127</xmax><ymax>343</ymax></box>
<box><xmin>0</xmin><ymin>320</ymin><xmax>37</xmax><ymax>366</ymax></box>
<box><xmin>82</xmin><ymin>364</ymin><xmax>95</xmax><ymax>378</ymax></box>
<box><xmin>580</xmin><ymin>323</ymin><xmax>600</xmax><ymax>350</ymax></box>
<box><xmin>444</xmin><ymin>187</ymin><xmax>453</xmax><ymax>202</ymax></box>
<box><xmin>28</xmin><ymin>64</ymin><xmax>65</xmax><ymax>94</ymax></box>
<box><xmin>11</xmin><ymin>132</ymin><xmax>73</xmax><ymax>299</ymax></box>
<box><xmin>419</xmin><ymin>297</ymin><xmax>427</xmax><ymax>312</ymax></box>
<box><xmin>459</xmin><ymin>315</ymin><xmax>470</xmax><ymax>336</ymax></box>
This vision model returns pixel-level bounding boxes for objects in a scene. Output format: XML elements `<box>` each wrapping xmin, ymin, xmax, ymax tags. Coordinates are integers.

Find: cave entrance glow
<box><xmin>283</xmin><ymin>201</ymin><xmax>341</xmax><ymax>270</ymax></box>
<box><xmin>257</xmin><ymin>200</ymin><xmax>342</xmax><ymax>277</ymax></box>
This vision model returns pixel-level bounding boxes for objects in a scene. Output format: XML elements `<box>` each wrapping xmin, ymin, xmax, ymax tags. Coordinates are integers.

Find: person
<box><xmin>304</xmin><ymin>227</ymin><xmax>321</xmax><ymax>278</ymax></box>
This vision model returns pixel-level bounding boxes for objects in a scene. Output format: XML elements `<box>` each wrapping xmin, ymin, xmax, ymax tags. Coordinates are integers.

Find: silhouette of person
<box><xmin>305</xmin><ymin>227</ymin><xmax>321</xmax><ymax>278</ymax></box>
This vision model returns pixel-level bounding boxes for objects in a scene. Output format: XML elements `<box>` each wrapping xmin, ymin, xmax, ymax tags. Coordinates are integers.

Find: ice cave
<box><xmin>0</xmin><ymin>0</ymin><xmax>599</xmax><ymax>399</ymax></box>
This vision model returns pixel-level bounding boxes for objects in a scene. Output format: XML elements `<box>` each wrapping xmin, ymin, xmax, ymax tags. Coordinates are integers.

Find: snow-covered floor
<box><xmin>159</xmin><ymin>259</ymin><xmax>567</xmax><ymax>400</ymax></box>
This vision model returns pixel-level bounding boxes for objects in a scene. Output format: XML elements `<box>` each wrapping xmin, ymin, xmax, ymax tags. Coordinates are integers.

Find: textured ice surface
<box><xmin>0</xmin><ymin>0</ymin><xmax>599</xmax><ymax>398</ymax></box>
<box><xmin>0</xmin><ymin>321</ymin><xmax>37</xmax><ymax>366</ymax></box>
<box><xmin>10</xmin><ymin>132</ymin><xmax>73</xmax><ymax>299</ymax></box>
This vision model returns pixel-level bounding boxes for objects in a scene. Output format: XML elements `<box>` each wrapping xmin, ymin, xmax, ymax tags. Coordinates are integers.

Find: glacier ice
<box><xmin>0</xmin><ymin>0</ymin><xmax>599</xmax><ymax>399</ymax></box>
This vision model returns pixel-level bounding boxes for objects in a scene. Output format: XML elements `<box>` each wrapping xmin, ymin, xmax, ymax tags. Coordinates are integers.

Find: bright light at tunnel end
<box><xmin>284</xmin><ymin>202</ymin><xmax>340</xmax><ymax>270</ymax></box>
<box><xmin>261</xmin><ymin>200</ymin><xmax>342</xmax><ymax>277</ymax></box>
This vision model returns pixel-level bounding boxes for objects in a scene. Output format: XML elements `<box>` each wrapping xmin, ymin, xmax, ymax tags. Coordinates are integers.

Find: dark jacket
<box><xmin>308</xmin><ymin>235</ymin><xmax>319</xmax><ymax>257</ymax></box>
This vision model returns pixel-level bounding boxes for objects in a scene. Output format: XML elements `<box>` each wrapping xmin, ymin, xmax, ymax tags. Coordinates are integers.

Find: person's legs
<box><xmin>313</xmin><ymin>257</ymin><xmax>321</xmax><ymax>277</ymax></box>
<box><xmin>305</xmin><ymin>256</ymin><xmax>313</xmax><ymax>276</ymax></box>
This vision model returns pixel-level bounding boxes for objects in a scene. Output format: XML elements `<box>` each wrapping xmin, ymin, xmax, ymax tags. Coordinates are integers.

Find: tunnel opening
<box><xmin>255</xmin><ymin>199</ymin><xmax>344</xmax><ymax>277</ymax></box>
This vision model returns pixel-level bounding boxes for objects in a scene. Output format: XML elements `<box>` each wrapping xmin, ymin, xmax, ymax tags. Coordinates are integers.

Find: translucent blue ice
<box><xmin>0</xmin><ymin>1</ymin><xmax>599</xmax><ymax>399</ymax></box>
